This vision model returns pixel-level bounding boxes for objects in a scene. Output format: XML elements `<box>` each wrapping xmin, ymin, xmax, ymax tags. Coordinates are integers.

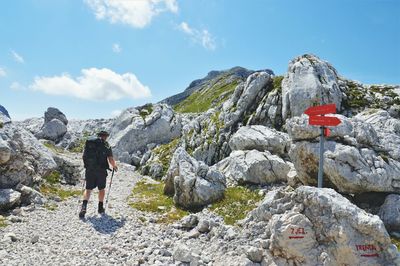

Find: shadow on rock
<box><xmin>87</xmin><ymin>214</ymin><xmax>126</xmax><ymax>234</ymax></box>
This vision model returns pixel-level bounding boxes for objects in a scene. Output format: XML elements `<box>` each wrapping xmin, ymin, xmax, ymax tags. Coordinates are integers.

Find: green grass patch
<box><xmin>40</xmin><ymin>184</ymin><xmax>81</xmax><ymax>201</ymax></box>
<box><xmin>392</xmin><ymin>237</ymin><xmax>400</xmax><ymax>250</ymax></box>
<box><xmin>174</xmin><ymin>80</ymin><xmax>239</xmax><ymax>113</ymax></box>
<box><xmin>152</xmin><ymin>138</ymin><xmax>180</xmax><ymax>176</ymax></box>
<box><xmin>139</xmin><ymin>103</ymin><xmax>154</xmax><ymax>119</ymax></box>
<box><xmin>40</xmin><ymin>171</ymin><xmax>81</xmax><ymax>201</ymax></box>
<box><xmin>273</xmin><ymin>76</ymin><xmax>284</xmax><ymax>92</ymax></box>
<box><xmin>210</xmin><ymin>186</ymin><xmax>263</xmax><ymax>225</ymax></box>
<box><xmin>43</xmin><ymin>171</ymin><xmax>61</xmax><ymax>185</ymax></box>
<box><xmin>0</xmin><ymin>215</ymin><xmax>7</xmax><ymax>228</ymax></box>
<box><xmin>43</xmin><ymin>203</ymin><xmax>58</xmax><ymax>211</ymax></box>
<box><xmin>43</xmin><ymin>142</ymin><xmax>65</xmax><ymax>153</ymax></box>
<box><xmin>129</xmin><ymin>180</ymin><xmax>189</xmax><ymax>224</ymax></box>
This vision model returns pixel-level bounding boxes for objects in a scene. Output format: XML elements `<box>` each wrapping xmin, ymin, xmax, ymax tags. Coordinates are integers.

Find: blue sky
<box><xmin>0</xmin><ymin>0</ymin><xmax>399</xmax><ymax>120</ymax></box>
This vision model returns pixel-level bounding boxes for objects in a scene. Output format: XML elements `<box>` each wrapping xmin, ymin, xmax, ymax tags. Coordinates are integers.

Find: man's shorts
<box><xmin>85</xmin><ymin>168</ymin><xmax>108</xmax><ymax>190</ymax></box>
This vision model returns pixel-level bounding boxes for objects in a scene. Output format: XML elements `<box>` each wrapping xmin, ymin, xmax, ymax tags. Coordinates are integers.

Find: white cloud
<box><xmin>0</xmin><ymin>67</ymin><xmax>6</xmax><ymax>77</ymax></box>
<box><xmin>11</xmin><ymin>50</ymin><xmax>24</xmax><ymax>63</ymax></box>
<box><xmin>178</xmin><ymin>22</ymin><xmax>216</xmax><ymax>51</ymax></box>
<box><xmin>111</xmin><ymin>109</ymin><xmax>122</xmax><ymax>117</ymax></box>
<box><xmin>10</xmin><ymin>82</ymin><xmax>27</xmax><ymax>91</ymax></box>
<box><xmin>85</xmin><ymin>0</ymin><xmax>178</xmax><ymax>28</ymax></box>
<box><xmin>112</xmin><ymin>43</ymin><xmax>122</xmax><ymax>53</ymax></box>
<box><xmin>30</xmin><ymin>68</ymin><xmax>151</xmax><ymax>101</ymax></box>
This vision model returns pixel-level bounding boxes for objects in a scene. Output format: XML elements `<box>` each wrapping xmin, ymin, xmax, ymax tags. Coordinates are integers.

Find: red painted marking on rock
<box><xmin>289</xmin><ymin>236</ymin><xmax>305</xmax><ymax>239</ymax></box>
<box><xmin>360</xmin><ymin>253</ymin><xmax>379</xmax><ymax>258</ymax></box>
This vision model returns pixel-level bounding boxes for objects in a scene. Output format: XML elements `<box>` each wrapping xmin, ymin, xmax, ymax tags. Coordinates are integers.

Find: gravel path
<box><xmin>0</xmin><ymin>163</ymin><xmax>264</xmax><ymax>266</ymax></box>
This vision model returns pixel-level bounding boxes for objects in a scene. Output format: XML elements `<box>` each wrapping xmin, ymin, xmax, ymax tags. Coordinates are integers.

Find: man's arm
<box><xmin>108</xmin><ymin>156</ymin><xmax>118</xmax><ymax>171</ymax></box>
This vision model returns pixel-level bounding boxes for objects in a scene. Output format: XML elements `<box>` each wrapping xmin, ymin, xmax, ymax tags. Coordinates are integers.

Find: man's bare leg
<box><xmin>98</xmin><ymin>189</ymin><xmax>105</xmax><ymax>213</ymax></box>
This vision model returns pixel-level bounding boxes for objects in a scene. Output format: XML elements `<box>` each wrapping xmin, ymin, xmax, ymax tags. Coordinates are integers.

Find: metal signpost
<box><xmin>304</xmin><ymin>103</ymin><xmax>341</xmax><ymax>188</ymax></box>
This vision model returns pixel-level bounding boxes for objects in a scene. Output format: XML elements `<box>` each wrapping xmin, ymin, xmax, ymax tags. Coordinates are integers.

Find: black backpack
<box><xmin>83</xmin><ymin>137</ymin><xmax>110</xmax><ymax>170</ymax></box>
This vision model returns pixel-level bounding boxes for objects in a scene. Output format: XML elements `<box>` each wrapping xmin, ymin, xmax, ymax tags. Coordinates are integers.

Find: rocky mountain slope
<box><xmin>1</xmin><ymin>54</ymin><xmax>400</xmax><ymax>265</ymax></box>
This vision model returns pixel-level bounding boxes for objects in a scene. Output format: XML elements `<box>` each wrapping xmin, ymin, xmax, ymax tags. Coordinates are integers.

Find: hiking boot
<box><xmin>79</xmin><ymin>206</ymin><xmax>86</xmax><ymax>219</ymax></box>
<box><xmin>98</xmin><ymin>202</ymin><xmax>105</xmax><ymax>214</ymax></box>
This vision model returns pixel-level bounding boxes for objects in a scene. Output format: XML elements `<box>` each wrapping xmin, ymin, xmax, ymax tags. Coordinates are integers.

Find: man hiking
<box><xmin>79</xmin><ymin>130</ymin><xmax>118</xmax><ymax>218</ymax></box>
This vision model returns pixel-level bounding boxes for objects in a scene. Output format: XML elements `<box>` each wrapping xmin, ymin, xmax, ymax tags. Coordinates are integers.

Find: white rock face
<box><xmin>379</xmin><ymin>194</ymin><xmax>400</xmax><ymax>233</ymax></box>
<box><xmin>215</xmin><ymin>150</ymin><xmax>290</xmax><ymax>186</ymax></box>
<box><xmin>229</xmin><ymin>125</ymin><xmax>289</xmax><ymax>155</ymax></box>
<box><xmin>0</xmin><ymin>123</ymin><xmax>57</xmax><ymax>189</ymax></box>
<box><xmin>0</xmin><ymin>105</ymin><xmax>11</xmax><ymax>124</ymax></box>
<box><xmin>222</xmin><ymin>71</ymin><xmax>272</xmax><ymax>127</ymax></box>
<box><xmin>287</xmin><ymin>110</ymin><xmax>400</xmax><ymax>194</ymax></box>
<box><xmin>164</xmin><ymin>148</ymin><xmax>226</xmax><ymax>210</ymax></box>
<box><xmin>282</xmin><ymin>54</ymin><xmax>343</xmax><ymax>120</ymax></box>
<box><xmin>109</xmin><ymin>104</ymin><xmax>182</xmax><ymax>163</ymax></box>
<box><xmin>18</xmin><ymin>185</ymin><xmax>47</xmax><ymax>205</ymax></box>
<box><xmin>245</xmin><ymin>186</ymin><xmax>399</xmax><ymax>266</ymax></box>
<box><xmin>0</xmin><ymin>189</ymin><xmax>21</xmax><ymax>211</ymax></box>
<box><xmin>36</xmin><ymin>119</ymin><xmax>68</xmax><ymax>142</ymax></box>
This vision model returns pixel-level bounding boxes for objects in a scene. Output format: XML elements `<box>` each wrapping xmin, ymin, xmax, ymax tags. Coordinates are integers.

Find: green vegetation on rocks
<box><xmin>0</xmin><ymin>215</ymin><xmax>7</xmax><ymax>227</ymax></box>
<box><xmin>0</xmin><ymin>122</ymin><xmax>3</xmax><ymax>129</ymax></box>
<box><xmin>210</xmin><ymin>186</ymin><xmax>263</xmax><ymax>225</ymax></box>
<box><xmin>272</xmin><ymin>75</ymin><xmax>284</xmax><ymax>92</ymax></box>
<box><xmin>40</xmin><ymin>171</ymin><xmax>80</xmax><ymax>200</ymax></box>
<box><xmin>69</xmin><ymin>131</ymin><xmax>91</xmax><ymax>153</ymax></box>
<box><xmin>392</xmin><ymin>237</ymin><xmax>400</xmax><ymax>250</ymax></box>
<box><xmin>43</xmin><ymin>142</ymin><xmax>65</xmax><ymax>154</ymax></box>
<box><xmin>344</xmin><ymin>81</ymin><xmax>369</xmax><ymax>108</ymax></box>
<box><xmin>139</xmin><ymin>103</ymin><xmax>154</xmax><ymax>119</ymax></box>
<box><xmin>129</xmin><ymin>180</ymin><xmax>189</xmax><ymax>223</ymax></box>
<box><xmin>174</xmin><ymin>79</ymin><xmax>239</xmax><ymax>113</ymax></box>
<box><xmin>152</xmin><ymin>138</ymin><xmax>180</xmax><ymax>176</ymax></box>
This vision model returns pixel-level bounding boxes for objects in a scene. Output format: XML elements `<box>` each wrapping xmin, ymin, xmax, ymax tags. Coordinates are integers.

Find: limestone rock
<box><xmin>36</xmin><ymin>119</ymin><xmax>68</xmax><ymax>142</ymax></box>
<box><xmin>216</xmin><ymin>150</ymin><xmax>290</xmax><ymax>186</ymax></box>
<box><xmin>245</xmin><ymin>186</ymin><xmax>399</xmax><ymax>265</ymax></box>
<box><xmin>164</xmin><ymin>148</ymin><xmax>226</xmax><ymax>210</ymax></box>
<box><xmin>282</xmin><ymin>54</ymin><xmax>343</xmax><ymax>120</ymax></box>
<box><xmin>17</xmin><ymin>185</ymin><xmax>46</xmax><ymax>205</ymax></box>
<box><xmin>379</xmin><ymin>194</ymin><xmax>400</xmax><ymax>233</ymax></box>
<box><xmin>0</xmin><ymin>189</ymin><xmax>21</xmax><ymax>211</ymax></box>
<box><xmin>109</xmin><ymin>104</ymin><xmax>182</xmax><ymax>162</ymax></box>
<box><xmin>0</xmin><ymin>124</ymin><xmax>57</xmax><ymax>189</ymax></box>
<box><xmin>44</xmin><ymin>107</ymin><xmax>68</xmax><ymax>125</ymax></box>
<box><xmin>229</xmin><ymin>125</ymin><xmax>289</xmax><ymax>155</ymax></box>
<box><xmin>289</xmin><ymin>141</ymin><xmax>400</xmax><ymax>194</ymax></box>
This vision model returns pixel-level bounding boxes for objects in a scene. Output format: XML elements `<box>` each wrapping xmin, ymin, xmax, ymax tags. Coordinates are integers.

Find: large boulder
<box><xmin>164</xmin><ymin>148</ymin><xmax>226</xmax><ymax>210</ymax></box>
<box><xmin>244</xmin><ymin>186</ymin><xmax>400</xmax><ymax>265</ymax></box>
<box><xmin>287</xmin><ymin>110</ymin><xmax>400</xmax><ymax>194</ymax></box>
<box><xmin>36</xmin><ymin>119</ymin><xmax>68</xmax><ymax>142</ymax></box>
<box><xmin>229</xmin><ymin>125</ymin><xmax>289</xmax><ymax>155</ymax></box>
<box><xmin>289</xmin><ymin>141</ymin><xmax>400</xmax><ymax>194</ymax></box>
<box><xmin>109</xmin><ymin>104</ymin><xmax>182</xmax><ymax>163</ymax></box>
<box><xmin>215</xmin><ymin>150</ymin><xmax>290</xmax><ymax>186</ymax></box>
<box><xmin>0</xmin><ymin>189</ymin><xmax>21</xmax><ymax>211</ymax></box>
<box><xmin>0</xmin><ymin>104</ymin><xmax>11</xmax><ymax>124</ymax></box>
<box><xmin>282</xmin><ymin>54</ymin><xmax>343</xmax><ymax>120</ymax></box>
<box><xmin>44</xmin><ymin>107</ymin><xmax>68</xmax><ymax>125</ymax></box>
<box><xmin>379</xmin><ymin>194</ymin><xmax>400</xmax><ymax>234</ymax></box>
<box><xmin>222</xmin><ymin>71</ymin><xmax>272</xmax><ymax>128</ymax></box>
<box><xmin>0</xmin><ymin>123</ymin><xmax>57</xmax><ymax>189</ymax></box>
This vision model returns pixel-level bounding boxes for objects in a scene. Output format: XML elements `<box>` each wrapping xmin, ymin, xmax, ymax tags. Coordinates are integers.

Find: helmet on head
<box><xmin>97</xmin><ymin>130</ymin><xmax>110</xmax><ymax>137</ymax></box>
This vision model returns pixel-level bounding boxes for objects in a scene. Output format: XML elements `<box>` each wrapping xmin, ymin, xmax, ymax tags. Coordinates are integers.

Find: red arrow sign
<box><xmin>305</xmin><ymin>104</ymin><xmax>336</xmax><ymax>116</ymax></box>
<box><xmin>309</xmin><ymin>115</ymin><xmax>341</xmax><ymax>126</ymax></box>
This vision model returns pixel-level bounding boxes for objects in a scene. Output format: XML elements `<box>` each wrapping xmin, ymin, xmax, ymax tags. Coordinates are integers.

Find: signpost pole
<box><xmin>318</xmin><ymin>126</ymin><xmax>325</xmax><ymax>188</ymax></box>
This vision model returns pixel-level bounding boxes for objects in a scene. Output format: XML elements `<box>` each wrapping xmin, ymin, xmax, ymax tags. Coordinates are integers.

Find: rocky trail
<box><xmin>0</xmin><ymin>162</ymin><xmax>257</xmax><ymax>266</ymax></box>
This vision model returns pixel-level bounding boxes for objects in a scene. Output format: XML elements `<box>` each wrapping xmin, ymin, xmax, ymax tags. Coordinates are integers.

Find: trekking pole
<box><xmin>77</xmin><ymin>178</ymin><xmax>86</xmax><ymax>214</ymax></box>
<box><xmin>105</xmin><ymin>169</ymin><xmax>115</xmax><ymax>210</ymax></box>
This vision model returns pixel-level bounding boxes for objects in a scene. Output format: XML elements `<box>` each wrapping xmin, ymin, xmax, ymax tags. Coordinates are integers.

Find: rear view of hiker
<box><xmin>79</xmin><ymin>130</ymin><xmax>118</xmax><ymax>218</ymax></box>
